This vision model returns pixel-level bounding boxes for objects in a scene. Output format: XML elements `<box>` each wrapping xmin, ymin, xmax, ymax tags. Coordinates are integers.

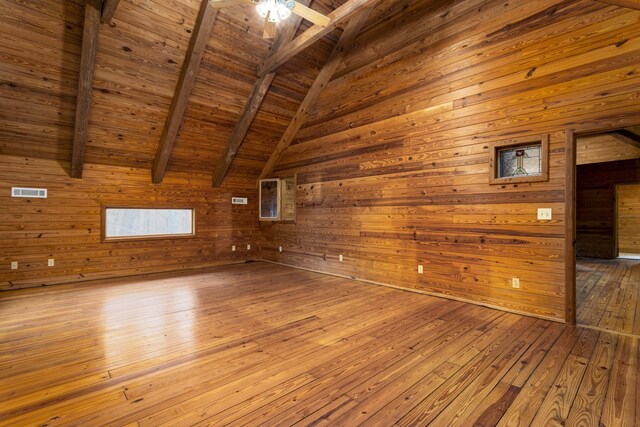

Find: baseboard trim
<box><xmin>259</xmin><ymin>259</ymin><xmax>564</xmax><ymax>324</ymax></box>
<box><xmin>1</xmin><ymin>259</ymin><xmax>250</xmax><ymax>291</ymax></box>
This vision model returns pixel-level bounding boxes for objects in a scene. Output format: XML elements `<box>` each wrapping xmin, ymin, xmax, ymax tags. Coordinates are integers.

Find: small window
<box><xmin>102</xmin><ymin>207</ymin><xmax>194</xmax><ymax>241</ymax></box>
<box><xmin>259</xmin><ymin>179</ymin><xmax>280</xmax><ymax>221</ymax></box>
<box><xmin>489</xmin><ymin>135</ymin><xmax>549</xmax><ymax>184</ymax></box>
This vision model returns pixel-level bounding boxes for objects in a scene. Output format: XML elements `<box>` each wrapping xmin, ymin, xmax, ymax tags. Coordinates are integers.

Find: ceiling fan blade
<box><xmin>291</xmin><ymin>1</ymin><xmax>330</xmax><ymax>26</ymax></box>
<box><xmin>209</xmin><ymin>0</ymin><xmax>251</xmax><ymax>8</ymax></box>
<box><xmin>263</xmin><ymin>15</ymin><xmax>276</xmax><ymax>39</ymax></box>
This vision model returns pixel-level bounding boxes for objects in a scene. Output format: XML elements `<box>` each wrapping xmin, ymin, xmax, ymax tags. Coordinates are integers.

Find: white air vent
<box><xmin>11</xmin><ymin>187</ymin><xmax>47</xmax><ymax>198</ymax></box>
<box><xmin>232</xmin><ymin>197</ymin><xmax>248</xmax><ymax>205</ymax></box>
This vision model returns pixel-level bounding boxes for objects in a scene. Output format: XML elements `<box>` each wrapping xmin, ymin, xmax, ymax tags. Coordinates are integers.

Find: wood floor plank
<box><xmin>565</xmin><ymin>331</ymin><xmax>618</xmax><ymax>426</ymax></box>
<box><xmin>1</xmin><ymin>262</ymin><xmax>638</xmax><ymax>426</ymax></box>
<box><xmin>577</xmin><ymin>258</ymin><xmax>640</xmax><ymax>336</ymax></box>
<box><xmin>529</xmin><ymin>354</ymin><xmax>589</xmax><ymax>426</ymax></box>
<box><xmin>600</xmin><ymin>336</ymin><xmax>637</xmax><ymax>427</ymax></box>
<box><xmin>496</xmin><ymin>326</ymin><xmax>583</xmax><ymax>427</ymax></box>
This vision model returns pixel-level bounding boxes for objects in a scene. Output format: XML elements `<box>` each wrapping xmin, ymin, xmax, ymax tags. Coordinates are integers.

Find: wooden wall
<box><xmin>0</xmin><ymin>155</ymin><xmax>257</xmax><ymax>290</ymax></box>
<box><xmin>576</xmin><ymin>159</ymin><xmax>640</xmax><ymax>258</ymax></box>
<box><xmin>260</xmin><ymin>0</ymin><xmax>640</xmax><ymax>321</ymax></box>
<box><xmin>617</xmin><ymin>184</ymin><xmax>640</xmax><ymax>255</ymax></box>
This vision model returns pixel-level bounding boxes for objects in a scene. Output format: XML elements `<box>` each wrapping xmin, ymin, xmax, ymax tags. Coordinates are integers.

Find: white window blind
<box><xmin>104</xmin><ymin>208</ymin><xmax>194</xmax><ymax>239</ymax></box>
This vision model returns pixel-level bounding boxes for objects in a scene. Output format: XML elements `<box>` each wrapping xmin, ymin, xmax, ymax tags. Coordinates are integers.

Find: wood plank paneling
<box><xmin>0</xmin><ymin>155</ymin><xmax>257</xmax><ymax>289</ymax></box>
<box><xmin>0</xmin><ymin>0</ymin><xmax>355</xmax><ymax>184</ymax></box>
<box><xmin>151</xmin><ymin>0</ymin><xmax>219</xmax><ymax>184</ymax></box>
<box><xmin>617</xmin><ymin>184</ymin><xmax>640</xmax><ymax>255</ymax></box>
<box><xmin>577</xmin><ymin>132</ymin><xmax>640</xmax><ymax>165</ymax></box>
<box><xmin>260</xmin><ymin>0</ymin><xmax>640</xmax><ymax>321</ymax></box>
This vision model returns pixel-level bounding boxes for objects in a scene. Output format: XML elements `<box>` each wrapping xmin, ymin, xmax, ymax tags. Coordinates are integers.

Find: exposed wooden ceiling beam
<box><xmin>595</xmin><ymin>0</ymin><xmax>640</xmax><ymax>10</ymax></box>
<box><xmin>152</xmin><ymin>0</ymin><xmax>218</xmax><ymax>184</ymax></box>
<box><xmin>212</xmin><ymin>0</ymin><xmax>311</xmax><ymax>187</ymax></box>
<box><xmin>100</xmin><ymin>0</ymin><xmax>120</xmax><ymax>24</ymax></box>
<box><xmin>257</xmin><ymin>0</ymin><xmax>375</xmax><ymax>77</ymax></box>
<box><xmin>70</xmin><ymin>0</ymin><xmax>102</xmax><ymax>179</ymax></box>
<box><xmin>259</xmin><ymin>7</ymin><xmax>373</xmax><ymax>179</ymax></box>
<box><xmin>610</xmin><ymin>130</ymin><xmax>640</xmax><ymax>149</ymax></box>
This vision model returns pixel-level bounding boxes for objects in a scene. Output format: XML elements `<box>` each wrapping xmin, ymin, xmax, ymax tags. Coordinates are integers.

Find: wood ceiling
<box><xmin>0</xmin><ymin>0</ymin><xmax>412</xmax><ymax>187</ymax></box>
<box><xmin>2</xmin><ymin>0</ymin><xmax>638</xmax><ymax>187</ymax></box>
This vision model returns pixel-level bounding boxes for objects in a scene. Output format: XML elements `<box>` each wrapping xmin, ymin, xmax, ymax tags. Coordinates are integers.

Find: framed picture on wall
<box><xmin>489</xmin><ymin>134</ymin><xmax>549</xmax><ymax>185</ymax></box>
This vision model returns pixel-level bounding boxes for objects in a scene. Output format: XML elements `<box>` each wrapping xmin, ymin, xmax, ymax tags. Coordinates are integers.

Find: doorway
<box><xmin>566</xmin><ymin>126</ymin><xmax>640</xmax><ymax>335</ymax></box>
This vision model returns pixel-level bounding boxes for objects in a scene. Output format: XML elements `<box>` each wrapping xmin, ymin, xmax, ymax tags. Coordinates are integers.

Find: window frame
<box><xmin>259</xmin><ymin>178</ymin><xmax>281</xmax><ymax>221</ymax></box>
<box><xmin>100</xmin><ymin>205</ymin><xmax>196</xmax><ymax>242</ymax></box>
<box><xmin>489</xmin><ymin>134</ymin><xmax>550</xmax><ymax>185</ymax></box>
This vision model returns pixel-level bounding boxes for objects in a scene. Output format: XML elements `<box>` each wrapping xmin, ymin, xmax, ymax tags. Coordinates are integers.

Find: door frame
<box><xmin>565</xmin><ymin>122</ymin><xmax>640</xmax><ymax>325</ymax></box>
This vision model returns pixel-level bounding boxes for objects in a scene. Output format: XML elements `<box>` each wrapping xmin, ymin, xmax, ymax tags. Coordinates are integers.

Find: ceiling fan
<box><xmin>210</xmin><ymin>0</ymin><xmax>330</xmax><ymax>39</ymax></box>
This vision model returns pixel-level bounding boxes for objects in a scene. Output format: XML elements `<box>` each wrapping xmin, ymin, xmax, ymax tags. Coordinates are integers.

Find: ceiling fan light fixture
<box><xmin>253</xmin><ymin>0</ymin><xmax>294</xmax><ymax>22</ymax></box>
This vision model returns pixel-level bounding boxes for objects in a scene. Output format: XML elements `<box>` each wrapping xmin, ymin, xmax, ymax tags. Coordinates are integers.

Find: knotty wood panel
<box><xmin>0</xmin><ymin>263</ymin><xmax>637</xmax><ymax>425</ymax></box>
<box><xmin>0</xmin><ymin>0</ymin><xmax>356</xmax><ymax>184</ymax></box>
<box><xmin>577</xmin><ymin>159</ymin><xmax>640</xmax><ymax>258</ymax></box>
<box><xmin>0</xmin><ymin>155</ymin><xmax>257</xmax><ymax>289</ymax></box>
<box><xmin>260</xmin><ymin>0</ymin><xmax>640</xmax><ymax>321</ymax></box>
<box><xmin>577</xmin><ymin>132</ymin><xmax>640</xmax><ymax>165</ymax></box>
<box><xmin>617</xmin><ymin>184</ymin><xmax>640</xmax><ymax>254</ymax></box>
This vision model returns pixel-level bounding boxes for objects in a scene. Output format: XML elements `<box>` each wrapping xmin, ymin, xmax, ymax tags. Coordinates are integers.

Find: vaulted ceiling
<box><xmin>0</xmin><ymin>0</ymin><xmax>411</xmax><ymax>187</ymax></box>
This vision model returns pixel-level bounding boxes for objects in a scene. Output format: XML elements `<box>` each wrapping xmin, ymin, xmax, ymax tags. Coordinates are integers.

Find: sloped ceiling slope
<box><xmin>1</xmin><ymin>0</ymin><xmax>407</xmax><ymax>186</ymax></box>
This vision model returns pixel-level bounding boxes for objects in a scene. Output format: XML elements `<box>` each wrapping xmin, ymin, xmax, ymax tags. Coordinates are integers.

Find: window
<box><xmin>259</xmin><ymin>179</ymin><xmax>280</xmax><ymax>220</ymax></box>
<box><xmin>102</xmin><ymin>207</ymin><xmax>194</xmax><ymax>241</ymax></box>
<box><xmin>489</xmin><ymin>135</ymin><xmax>549</xmax><ymax>184</ymax></box>
<box><xmin>259</xmin><ymin>177</ymin><xmax>297</xmax><ymax>222</ymax></box>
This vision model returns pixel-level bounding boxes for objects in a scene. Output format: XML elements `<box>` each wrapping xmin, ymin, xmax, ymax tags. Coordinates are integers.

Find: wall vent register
<box><xmin>11</xmin><ymin>187</ymin><xmax>47</xmax><ymax>198</ymax></box>
<box><xmin>232</xmin><ymin>197</ymin><xmax>248</xmax><ymax>205</ymax></box>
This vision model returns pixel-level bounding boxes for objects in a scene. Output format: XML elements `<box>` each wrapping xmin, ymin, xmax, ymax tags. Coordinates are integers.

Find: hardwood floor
<box><xmin>577</xmin><ymin>257</ymin><xmax>640</xmax><ymax>337</ymax></box>
<box><xmin>1</xmin><ymin>262</ymin><xmax>638</xmax><ymax>426</ymax></box>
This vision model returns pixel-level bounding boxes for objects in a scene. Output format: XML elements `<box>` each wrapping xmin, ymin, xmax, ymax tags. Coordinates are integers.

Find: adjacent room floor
<box><xmin>576</xmin><ymin>257</ymin><xmax>640</xmax><ymax>336</ymax></box>
<box><xmin>1</xmin><ymin>262</ymin><xmax>638</xmax><ymax>426</ymax></box>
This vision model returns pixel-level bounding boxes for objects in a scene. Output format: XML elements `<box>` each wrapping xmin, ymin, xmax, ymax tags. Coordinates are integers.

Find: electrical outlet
<box><xmin>512</xmin><ymin>278</ymin><xmax>520</xmax><ymax>289</ymax></box>
<box><xmin>247</xmin><ymin>244</ymin><xmax>251</xmax><ymax>250</ymax></box>
<box><xmin>279</xmin><ymin>246</ymin><xmax>283</xmax><ymax>252</ymax></box>
<box><xmin>11</xmin><ymin>261</ymin><xmax>18</xmax><ymax>270</ymax></box>
<box><xmin>537</xmin><ymin>208</ymin><xmax>552</xmax><ymax>220</ymax></box>
<box><xmin>418</xmin><ymin>265</ymin><xmax>424</xmax><ymax>274</ymax></box>
<box><xmin>48</xmin><ymin>259</ymin><xmax>55</xmax><ymax>267</ymax></box>
<box><xmin>232</xmin><ymin>245</ymin><xmax>236</xmax><ymax>252</ymax></box>
<box><xmin>339</xmin><ymin>255</ymin><xmax>343</xmax><ymax>262</ymax></box>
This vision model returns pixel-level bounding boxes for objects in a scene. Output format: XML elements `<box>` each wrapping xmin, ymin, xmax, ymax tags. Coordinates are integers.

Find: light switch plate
<box><xmin>232</xmin><ymin>245</ymin><xmax>236</xmax><ymax>252</ymax></box>
<box><xmin>48</xmin><ymin>259</ymin><xmax>55</xmax><ymax>267</ymax></box>
<box><xmin>537</xmin><ymin>208</ymin><xmax>552</xmax><ymax>220</ymax></box>
<box><xmin>418</xmin><ymin>265</ymin><xmax>424</xmax><ymax>274</ymax></box>
<box><xmin>11</xmin><ymin>261</ymin><xmax>18</xmax><ymax>270</ymax></box>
